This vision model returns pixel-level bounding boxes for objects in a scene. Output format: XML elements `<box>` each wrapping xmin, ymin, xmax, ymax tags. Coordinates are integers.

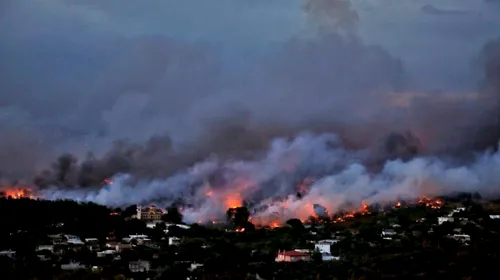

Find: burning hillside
<box><xmin>1</xmin><ymin>187</ymin><xmax>36</xmax><ymax>199</ymax></box>
<box><xmin>39</xmin><ymin>132</ymin><xmax>500</xmax><ymax>225</ymax></box>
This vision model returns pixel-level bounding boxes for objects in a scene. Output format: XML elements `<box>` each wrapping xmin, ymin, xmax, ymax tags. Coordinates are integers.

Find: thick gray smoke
<box><xmin>41</xmin><ymin>132</ymin><xmax>500</xmax><ymax>224</ymax></box>
<box><xmin>1</xmin><ymin>0</ymin><xmax>500</xmax><ymax>220</ymax></box>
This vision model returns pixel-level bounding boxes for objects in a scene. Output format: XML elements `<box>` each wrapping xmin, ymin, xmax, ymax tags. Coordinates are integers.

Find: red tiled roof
<box><xmin>278</xmin><ymin>251</ymin><xmax>309</xmax><ymax>257</ymax></box>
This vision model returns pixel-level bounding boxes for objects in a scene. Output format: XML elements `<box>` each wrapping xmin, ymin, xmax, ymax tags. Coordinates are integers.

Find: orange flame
<box><xmin>2</xmin><ymin>188</ymin><xmax>35</xmax><ymax>199</ymax></box>
<box><xmin>225</xmin><ymin>193</ymin><xmax>243</xmax><ymax>209</ymax></box>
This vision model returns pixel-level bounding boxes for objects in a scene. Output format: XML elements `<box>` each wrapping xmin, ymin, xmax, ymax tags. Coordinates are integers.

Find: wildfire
<box><xmin>2</xmin><ymin>188</ymin><xmax>35</xmax><ymax>199</ymax></box>
<box><xmin>418</xmin><ymin>196</ymin><xmax>442</xmax><ymax>209</ymax></box>
<box><xmin>235</xmin><ymin>228</ymin><xmax>245</xmax><ymax>232</ymax></box>
<box><xmin>395</xmin><ymin>201</ymin><xmax>402</xmax><ymax>208</ymax></box>
<box><xmin>225</xmin><ymin>193</ymin><xmax>243</xmax><ymax>209</ymax></box>
<box><xmin>297</xmin><ymin>178</ymin><xmax>315</xmax><ymax>194</ymax></box>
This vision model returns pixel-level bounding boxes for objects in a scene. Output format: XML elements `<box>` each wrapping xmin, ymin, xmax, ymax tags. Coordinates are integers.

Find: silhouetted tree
<box><xmin>163</xmin><ymin>206</ymin><xmax>183</xmax><ymax>224</ymax></box>
<box><xmin>226</xmin><ymin>207</ymin><xmax>250</xmax><ymax>228</ymax></box>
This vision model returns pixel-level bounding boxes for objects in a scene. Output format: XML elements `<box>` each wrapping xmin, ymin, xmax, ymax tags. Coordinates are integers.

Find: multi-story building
<box><xmin>136</xmin><ymin>205</ymin><xmax>163</xmax><ymax>221</ymax></box>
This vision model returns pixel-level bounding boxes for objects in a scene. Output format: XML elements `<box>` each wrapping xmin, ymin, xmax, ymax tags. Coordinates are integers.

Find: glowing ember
<box><xmin>235</xmin><ymin>228</ymin><xmax>245</xmax><ymax>232</ymax></box>
<box><xmin>395</xmin><ymin>201</ymin><xmax>402</xmax><ymax>208</ymax></box>
<box><xmin>270</xmin><ymin>222</ymin><xmax>280</xmax><ymax>229</ymax></box>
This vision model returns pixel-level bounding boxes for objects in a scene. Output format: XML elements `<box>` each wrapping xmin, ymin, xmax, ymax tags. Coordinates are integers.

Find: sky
<box><xmin>1</xmin><ymin>0</ymin><xmax>500</xmax><ymax>182</ymax></box>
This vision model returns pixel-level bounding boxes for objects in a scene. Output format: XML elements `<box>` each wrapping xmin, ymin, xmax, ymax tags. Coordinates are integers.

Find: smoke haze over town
<box><xmin>1</xmin><ymin>0</ymin><xmax>500</xmax><ymax>223</ymax></box>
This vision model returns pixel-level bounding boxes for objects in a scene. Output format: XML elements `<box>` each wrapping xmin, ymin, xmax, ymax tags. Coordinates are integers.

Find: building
<box><xmin>61</xmin><ymin>262</ymin><xmax>86</xmax><ymax>271</ymax></box>
<box><xmin>64</xmin><ymin>235</ymin><xmax>84</xmax><ymax>245</ymax></box>
<box><xmin>97</xmin><ymin>250</ymin><xmax>116</xmax><ymax>258</ymax></box>
<box><xmin>315</xmin><ymin>242</ymin><xmax>332</xmax><ymax>254</ymax></box>
<box><xmin>136</xmin><ymin>205</ymin><xmax>163</xmax><ymax>221</ymax></box>
<box><xmin>116</xmin><ymin>243</ymin><xmax>133</xmax><ymax>252</ymax></box>
<box><xmin>0</xmin><ymin>250</ymin><xmax>15</xmax><ymax>259</ymax></box>
<box><xmin>36</xmin><ymin>245</ymin><xmax>54</xmax><ymax>252</ymax></box>
<box><xmin>129</xmin><ymin>260</ymin><xmax>151</xmax><ymax>273</ymax></box>
<box><xmin>321</xmin><ymin>253</ymin><xmax>340</xmax><ymax>261</ymax></box>
<box><xmin>275</xmin><ymin>250</ymin><xmax>311</xmax><ymax>262</ymax></box>
<box><xmin>169</xmin><ymin>237</ymin><xmax>181</xmax><ymax>246</ymax></box>
<box><xmin>438</xmin><ymin>217</ymin><xmax>455</xmax><ymax>225</ymax></box>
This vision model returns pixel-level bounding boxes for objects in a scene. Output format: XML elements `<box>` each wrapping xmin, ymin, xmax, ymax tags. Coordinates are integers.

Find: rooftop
<box><xmin>278</xmin><ymin>251</ymin><xmax>310</xmax><ymax>257</ymax></box>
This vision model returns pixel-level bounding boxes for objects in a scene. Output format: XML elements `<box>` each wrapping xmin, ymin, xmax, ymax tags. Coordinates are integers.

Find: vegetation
<box><xmin>0</xmin><ymin>196</ymin><xmax>499</xmax><ymax>279</ymax></box>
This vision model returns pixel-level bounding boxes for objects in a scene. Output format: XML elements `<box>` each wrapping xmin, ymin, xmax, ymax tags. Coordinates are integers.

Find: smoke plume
<box><xmin>1</xmin><ymin>0</ymin><xmax>500</xmax><ymax>223</ymax></box>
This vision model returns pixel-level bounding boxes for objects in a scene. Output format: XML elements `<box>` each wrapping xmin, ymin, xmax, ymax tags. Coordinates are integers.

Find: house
<box><xmin>317</xmin><ymin>239</ymin><xmax>340</xmax><ymax>245</ymax></box>
<box><xmin>37</xmin><ymin>254</ymin><xmax>51</xmax><ymax>261</ymax></box>
<box><xmin>48</xmin><ymin>234</ymin><xmax>65</xmax><ymax>244</ymax></box>
<box><xmin>85</xmin><ymin>238</ymin><xmax>99</xmax><ymax>244</ymax></box>
<box><xmin>169</xmin><ymin>237</ymin><xmax>181</xmax><ymax>246</ymax></box>
<box><xmin>381</xmin><ymin>229</ymin><xmax>396</xmax><ymax>237</ymax></box>
<box><xmin>136</xmin><ymin>205</ymin><xmax>163</xmax><ymax>221</ymax></box>
<box><xmin>450</xmin><ymin>207</ymin><xmax>466</xmax><ymax>216</ymax></box>
<box><xmin>294</xmin><ymin>249</ymin><xmax>311</xmax><ymax>253</ymax></box>
<box><xmin>129</xmin><ymin>260</ymin><xmax>151</xmax><ymax>273</ymax></box>
<box><xmin>315</xmin><ymin>242</ymin><xmax>332</xmax><ymax>254</ymax></box>
<box><xmin>146</xmin><ymin>221</ymin><xmax>165</xmax><ymax>229</ymax></box>
<box><xmin>275</xmin><ymin>250</ymin><xmax>311</xmax><ymax>262</ymax></box>
<box><xmin>61</xmin><ymin>262</ymin><xmax>86</xmax><ymax>271</ymax></box>
<box><xmin>0</xmin><ymin>250</ymin><xmax>15</xmax><ymax>259</ymax></box>
<box><xmin>116</xmin><ymin>243</ymin><xmax>133</xmax><ymax>252</ymax></box>
<box><xmin>166</xmin><ymin>223</ymin><xmax>191</xmax><ymax>230</ymax></box>
<box><xmin>321</xmin><ymin>253</ymin><xmax>340</xmax><ymax>261</ymax></box>
<box><xmin>36</xmin><ymin>245</ymin><xmax>54</xmax><ymax>252</ymax></box>
<box><xmin>123</xmin><ymin>234</ymin><xmax>149</xmax><ymax>243</ymax></box>
<box><xmin>64</xmin><ymin>235</ymin><xmax>84</xmax><ymax>245</ymax></box>
<box><xmin>438</xmin><ymin>217</ymin><xmax>454</xmax><ymax>225</ymax></box>
<box><xmin>97</xmin><ymin>250</ymin><xmax>116</xmax><ymax>258</ymax></box>
<box><xmin>189</xmin><ymin>263</ymin><xmax>204</xmax><ymax>271</ymax></box>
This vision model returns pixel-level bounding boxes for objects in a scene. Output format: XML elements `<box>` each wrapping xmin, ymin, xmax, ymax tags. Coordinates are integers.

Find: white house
<box><xmin>146</xmin><ymin>221</ymin><xmax>165</xmax><ymax>229</ymax></box>
<box><xmin>438</xmin><ymin>217</ymin><xmax>454</xmax><ymax>225</ymax></box>
<box><xmin>169</xmin><ymin>237</ymin><xmax>181</xmax><ymax>246</ymax></box>
<box><xmin>61</xmin><ymin>262</ymin><xmax>86</xmax><ymax>271</ymax></box>
<box><xmin>97</xmin><ymin>250</ymin><xmax>116</xmax><ymax>258</ymax></box>
<box><xmin>129</xmin><ymin>260</ymin><xmax>151</xmax><ymax>273</ymax></box>
<box><xmin>167</xmin><ymin>223</ymin><xmax>191</xmax><ymax>230</ymax></box>
<box><xmin>315</xmin><ymin>242</ymin><xmax>331</xmax><ymax>254</ymax></box>
<box><xmin>450</xmin><ymin>234</ymin><xmax>471</xmax><ymax>244</ymax></box>
<box><xmin>189</xmin><ymin>263</ymin><xmax>204</xmax><ymax>271</ymax></box>
<box><xmin>0</xmin><ymin>250</ymin><xmax>15</xmax><ymax>259</ymax></box>
<box><xmin>36</xmin><ymin>245</ymin><xmax>54</xmax><ymax>252</ymax></box>
<box><xmin>381</xmin><ymin>229</ymin><xmax>396</xmax><ymax>236</ymax></box>
<box><xmin>317</xmin><ymin>239</ymin><xmax>340</xmax><ymax>245</ymax></box>
<box><xmin>321</xmin><ymin>253</ymin><xmax>340</xmax><ymax>261</ymax></box>
<box><xmin>64</xmin><ymin>235</ymin><xmax>84</xmax><ymax>245</ymax></box>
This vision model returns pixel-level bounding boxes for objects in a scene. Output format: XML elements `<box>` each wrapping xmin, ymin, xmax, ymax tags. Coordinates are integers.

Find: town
<box><xmin>0</xmin><ymin>193</ymin><xmax>499</xmax><ymax>280</ymax></box>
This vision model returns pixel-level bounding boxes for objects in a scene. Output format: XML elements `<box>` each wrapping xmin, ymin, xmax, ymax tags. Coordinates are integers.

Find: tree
<box><xmin>286</xmin><ymin>219</ymin><xmax>305</xmax><ymax>233</ymax></box>
<box><xmin>312</xmin><ymin>251</ymin><xmax>322</xmax><ymax>263</ymax></box>
<box><xmin>226</xmin><ymin>207</ymin><xmax>250</xmax><ymax>228</ymax></box>
<box><xmin>122</xmin><ymin>205</ymin><xmax>137</xmax><ymax>218</ymax></box>
<box><xmin>163</xmin><ymin>206</ymin><xmax>183</xmax><ymax>224</ymax></box>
